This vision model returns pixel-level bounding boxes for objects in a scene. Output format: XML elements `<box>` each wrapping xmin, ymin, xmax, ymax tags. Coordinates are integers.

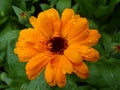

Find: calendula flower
<box><xmin>14</xmin><ymin>8</ymin><xmax>101</xmax><ymax>87</ymax></box>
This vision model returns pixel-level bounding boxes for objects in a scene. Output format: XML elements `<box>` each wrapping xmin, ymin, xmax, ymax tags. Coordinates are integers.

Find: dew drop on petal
<box><xmin>95</xmin><ymin>39</ymin><xmax>98</xmax><ymax>41</ymax></box>
<box><xmin>71</xmin><ymin>15</ymin><xmax>74</xmax><ymax>18</ymax></box>
<box><xmin>88</xmin><ymin>48</ymin><xmax>91</xmax><ymax>53</ymax></box>
<box><xmin>72</xmin><ymin>22</ymin><xmax>76</xmax><ymax>25</ymax></box>
<box><xmin>44</xmin><ymin>56</ymin><xmax>48</xmax><ymax>59</ymax></box>
<box><xmin>78</xmin><ymin>49</ymin><xmax>81</xmax><ymax>52</ymax></box>
<box><xmin>62</xmin><ymin>13</ymin><xmax>65</xmax><ymax>16</ymax></box>
<box><xmin>88</xmin><ymin>40</ymin><xmax>92</xmax><ymax>43</ymax></box>
<box><xmin>45</xmin><ymin>19</ymin><xmax>48</xmax><ymax>22</ymax></box>
<box><xmin>62</xmin><ymin>69</ymin><xmax>66</xmax><ymax>74</ymax></box>
<box><xmin>50</xmin><ymin>14</ymin><xmax>53</xmax><ymax>17</ymax></box>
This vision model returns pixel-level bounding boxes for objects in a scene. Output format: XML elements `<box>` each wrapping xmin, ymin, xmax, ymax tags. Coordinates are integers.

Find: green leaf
<box><xmin>0</xmin><ymin>0</ymin><xmax>11</xmax><ymax>24</ymax></box>
<box><xmin>0</xmin><ymin>21</ymin><xmax>18</xmax><ymax>38</ymax></box>
<box><xmin>0</xmin><ymin>72</ymin><xmax>13</xmax><ymax>85</ymax></box>
<box><xmin>86</xmin><ymin>59</ymin><xmax>120</xmax><ymax>89</ymax></box>
<box><xmin>78</xmin><ymin>85</ymin><xmax>96</xmax><ymax>90</ymax></box>
<box><xmin>94</xmin><ymin>0</ymin><xmax>120</xmax><ymax>18</ymax></box>
<box><xmin>21</xmin><ymin>72</ymin><xmax>52</xmax><ymax>90</ymax></box>
<box><xmin>59</xmin><ymin>75</ymin><xmax>78</xmax><ymax>90</ymax></box>
<box><xmin>100</xmin><ymin>32</ymin><xmax>112</xmax><ymax>52</ymax></box>
<box><xmin>40</xmin><ymin>4</ymin><xmax>51</xmax><ymax>10</ymax></box>
<box><xmin>21</xmin><ymin>72</ymin><xmax>78</xmax><ymax>90</ymax></box>
<box><xmin>86</xmin><ymin>63</ymin><xmax>108</xmax><ymax>88</ymax></box>
<box><xmin>112</xmin><ymin>31</ymin><xmax>120</xmax><ymax>43</ymax></box>
<box><xmin>96</xmin><ymin>60</ymin><xmax>120</xmax><ymax>89</ymax></box>
<box><xmin>76</xmin><ymin>0</ymin><xmax>120</xmax><ymax>24</ymax></box>
<box><xmin>106</xmin><ymin>3</ymin><xmax>120</xmax><ymax>34</ymax></box>
<box><xmin>48</xmin><ymin>0</ymin><xmax>58</xmax><ymax>7</ymax></box>
<box><xmin>0</xmin><ymin>30</ymin><xmax>28</xmax><ymax>89</ymax></box>
<box><xmin>88</xmin><ymin>19</ymin><xmax>99</xmax><ymax>29</ymax></box>
<box><xmin>76</xmin><ymin>0</ymin><xmax>97</xmax><ymax>18</ymax></box>
<box><xmin>0</xmin><ymin>30</ymin><xmax>19</xmax><ymax>64</ymax></box>
<box><xmin>12</xmin><ymin>6</ymin><xmax>30</xmax><ymax>27</ymax></box>
<box><xmin>72</xmin><ymin>3</ymin><xmax>79</xmax><ymax>13</ymax></box>
<box><xmin>56</xmin><ymin>0</ymin><xmax>71</xmax><ymax>14</ymax></box>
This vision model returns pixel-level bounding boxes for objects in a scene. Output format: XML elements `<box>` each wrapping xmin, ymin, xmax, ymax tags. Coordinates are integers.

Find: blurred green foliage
<box><xmin>0</xmin><ymin>0</ymin><xmax>120</xmax><ymax>90</ymax></box>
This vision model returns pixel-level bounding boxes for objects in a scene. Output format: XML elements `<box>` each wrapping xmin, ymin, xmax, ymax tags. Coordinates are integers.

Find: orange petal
<box><xmin>14</xmin><ymin>40</ymin><xmax>46</xmax><ymax>62</ymax></box>
<box><xmin>45</xmin><ymin>55</ymin><xmax>67</xmax><ymax>87</ymax></box>
<box><xmin>80</xmin><ymin>30</ymin><xmax>101</xmax><ymax>46</ymax></box>
<box><xmin>56</xmin><ymin>65</ymin><xmax>66</xmax><ymax>87</ymax></box>
<box><xmin>72</xmin><ymin>62</ymin><xmax>89</xmax><ymax>79</ymax></box>
<box><xmin>38</xmin><ymin>8</ymin><xmax>60</xmax><ymax>39</ymax></box>
<box><xmin>44</xmin><ymin>62</ymin><xmax>56</xmax><ymax>86</ymax></box>
<box><xmin>29</xmin><ymin>16</ymin><xmax>38</xmax><ymax>29</ymax></box>
<box><xmin>59</xmin><ymin>55</ymin><xmax>73</xmax><ymax>74</ymax></box>
<box><xmin>26</xmin><ymin>51</ymin><xmax>54</xmax><ymax>80</ymax></box>
<box><xmin>68</xmin><ymin>28</ymin><xmax>89</xmax><ymax>45</ymax></box>
<box><xmin>61</xmin><ymin>16</ymin><xmax>88</xmax><ymax>41</ymax></box>
<box><xmin>14</xmin><ymin>29</ymin><xmax>47</xmax><ymax>62</ymax></box>
<box><xmin>14</xmin><ymin>42</ymin><xmax>39</xmax><ymax>62</ymax></box>
<box><xmin>66</xmin><ymin>18</ymin><xmax>88</xmax><ymax>41</ymax></box>
<box><xmin>53</xmin><ymin>21</ymin><xmax>61</xmax><ymax>37</ymax></box>
<box><xmin>64</xmin><ymin>45</ymin><xmax>82</xmax><ymax>64</ymax></box>
<box><xmin>78</xmin><ymin>45</ymin><xmax>100</xmax><ymax>62</ymax></box>
<box><xmin>45</xmin><ymin>55</ymin><xmax>60</xmax><ymax>86</ymax></box>
<box><xmin>61</xmin><ymin>8</ymin><xmax>75</xmax><ymax>28</ymax></box>
<box><xmin>19</xmin><ymin>28</ymin><xmax>46</xmax><ymax>43</ymax></box>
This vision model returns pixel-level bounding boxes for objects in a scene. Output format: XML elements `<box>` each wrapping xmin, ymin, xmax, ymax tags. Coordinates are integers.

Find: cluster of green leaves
<box><xmin>0</xmin><ymin>0</ymin><xmax>120</xmax><ymax>90</ymax></box>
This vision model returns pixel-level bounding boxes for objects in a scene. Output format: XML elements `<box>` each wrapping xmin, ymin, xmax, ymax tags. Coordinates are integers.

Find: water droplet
<box><xmin>72</xmin><ymin>22</ymin><xmax>76</xmax><ymax>25</ymax></box>
<box><xmin>95</xmin><ymin>39</ymin><xmax>98</xmax><ymax>41</ymax></box>
<box><xmin>86</xmin><ymin>55</ymin><xmax>89</xmax><ymax>58</ymax></box>
<box><xmin>78</xmin><ymin>49</ymin><xmax>81</xmax><ymax>52</ymax></box>
<box><xmin>88</xmin><ymin>40</ymin><xmax>92</xmax><ymax>43</ymax></box>
<box><xmin>71</xmin><ymin>15</ymin><xmax>74</xmax><ymax>18</ymax></box>
<box><xmin>0</xmin><ymin>11</ymin><xmax>5</xmax><ymax>16</ymax></box>
<box><xmin>24</xmin><ymin>54</ymin><xmax>28</xmax><ymax>57</ymax></box>
<box><xmin>87</xmin><ymin>31</ymin><xmax>89</xmax><ymax>34</ymax></box>
<box><xmin>88</xmin><ymin>48</ymin><xmax>91</xmax><ymax>52</ymax></box>
<box><xmin>47</xmin><ymin>43</ymin><xmax>52</xmax><ymax>49</ymax></box>
<box><xmin>110</xmin><ymin>73</ymin><xmax>114</xmax><ymax>78</ymax></box>
<box><xmin>62</xmin><ymin>13</ymin><xmax>64</xmax><ymax>16</ymax></box>
<box><xmin>45</xmin><ymin>19</ymin><xmax>48</xmax><ymax>22</ymax></box>
<box><xmin>62</xmin><ymin>69</ymin><xmax>66</xmax><ymax>74</ymax></box>
<box><xmin>71</xmin><ymin>51</ymin><xmax>74</xmax><ymax>53</ymax></box>
<box><xmin>50</xmin><ymin>14</ymin><xmax>53</xmax><ymax>16</ymax></box>
<box><xmin>44</xmin><ymin>56</ymin><xmax>48</xmax><ymax>59</ymax></box>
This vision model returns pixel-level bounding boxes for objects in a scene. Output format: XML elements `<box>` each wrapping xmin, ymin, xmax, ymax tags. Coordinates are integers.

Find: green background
<box><xmin>0</xmin><ymin>0</ymin><xmax>120</xmax><ymax>90</ymax></box>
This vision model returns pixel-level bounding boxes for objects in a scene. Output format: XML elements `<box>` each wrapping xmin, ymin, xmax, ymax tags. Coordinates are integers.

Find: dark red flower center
<box><xmin>49</xmin><ymin>37</ymin><xmax>68</xmax><ymax>54</ymax></box>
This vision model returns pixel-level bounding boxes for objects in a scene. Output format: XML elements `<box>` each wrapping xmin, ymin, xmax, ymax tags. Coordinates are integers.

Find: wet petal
<box><xmin>64</xmin><ymin>45</ymin><xmax>82</xmax><ymax>64</ymax></box>
<box><xmin>66</xmin><ymin>18</ymin><xmax>88</xmax><ymax>41</ymax></box>
<box><xmin>14</xmin><ymin>29</ymin><xmax>47</xmax><ymax>62</ymax></box>
<box><xmin>56</xmin><ymin>67</ymin><xmax>66</xmax><ymax>87</ymax></box>
<box><xmin>72</xmin><ymin>62</ymin><xmax>89</xmax><ymax>79</ymax></box>
<box><xmin>61</xmin><ymin>16</ymin><xmax>88</xmax><ymax>41</ymax></box>
<box><xmin>68</xmin><ymin>28</ymin><xmax>89</xmax><ymax>45</ymax></box>
<box><xmin>19</xmin><ymin>28</ymin><xmax>46</xmax><ymax>43</ymax></box>
<box><xmin>26</xmin><ymin>51</ymin><xmax>54</xmax><ymax>80</ymax></box>
<box><xmin>38</xmin><ymin>8</ymin><xmax>60</xmax><ymax>39</ymax></box>
<box><xmin>59</xmin><ymin>55</ymin><xmax>73</xmax><ymax>74</ymax></box>
<box><xmin>53</xmin><ymin>21</ymin><xmax>61</xmax><ymax>37</ymax></box>
<box><xmin>45</xmin><ymin>55</ymin><xmax>60</xmax><ymax>86</ymax></box>
<box><xmin>61</xmin><ymin>9</ymin><xmax>74</xmax><ymax>28</ymax></box>
<box><xmin>80</xmin><ymin>30</ymin><xmax>101</xmax><ymax>46</ymax></box>
<box><xmin>14</xmin><ymin>41</ymin><xmax>39</xmax><ymax>62</ymax></box>
<box><xmin>29</xmin><ymin>16</ymin><xmax>38</xmax><ymax>29</ymax></box>
<box><xmin>78</xmin><ymin>45</ymin><xmax>100</xmax><ymax>61</ymax></box>
<box><xmin>45</xmin><ymin>62</ymin><xmax>56</xmax><ymax>86</ymax></box>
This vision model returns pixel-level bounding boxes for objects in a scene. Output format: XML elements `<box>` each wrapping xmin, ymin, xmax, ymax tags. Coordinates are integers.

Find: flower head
<box><xmin>14</xmin><ymin>8</ymin><xmax>101</xmax><ymax>87</ymax></box>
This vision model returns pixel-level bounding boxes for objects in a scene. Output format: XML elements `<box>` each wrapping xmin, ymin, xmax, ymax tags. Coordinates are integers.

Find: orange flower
<box><xmin>14</xmin><ymin>8</ymin><xmax>101</xmax><ymax>87</ymax></box>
